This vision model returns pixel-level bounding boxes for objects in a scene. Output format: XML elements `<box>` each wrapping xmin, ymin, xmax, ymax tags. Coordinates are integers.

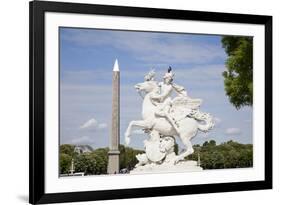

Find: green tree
<box><xmin>202</xmin><ymin>140</ymin><xmax>216</xmax><ymax>147</ymax></box>
<box><xmin>92</xmin><ymin>148</ymin><xmax>108</xmax><ymax>174</ymax></box>
<box><xmin>59</xmin><ymin>153</ymin><xmax>72</xmax><ymax>174</ymax></box>
<box><xmin>209</xmin><ymin>140</ymin><xmax>216</xmax><ymax>146</ymax></box>
<box><xmin>60</xmin><ymin>144</ymin><xmax>75</xmax><ymax>156</ymax></box>
<box><xmin>59</xmin><ymin>143</ymin><xmax>147</xmax><ymax>175</ymax></box>
<box><xmin>59</xmin><ymin>144</ymin><xmax>76</xmax><ymax>174</ymax></box>
<box><xmin>188</xmin><ymin>140</ymin><xmax>253</xmax><ymax>170</ymax></box>
<box><xmin>120</xmin><ymin>145</ymin><xmax>144</xmax><ymax>170</ymax></box>
<box><xmin>221</xmin><ymin>36</ymin><xmax>253</xmax><ymax>109</ymax></box>
<box><xmin>74</xmin><ymin>153</ymin><xmax>97</xmax><ymax>175</ymax></box>
<box><xmin>73</xmin><ymin>148</ymin><xmax>109</xmax><ymax>175</ymax></box>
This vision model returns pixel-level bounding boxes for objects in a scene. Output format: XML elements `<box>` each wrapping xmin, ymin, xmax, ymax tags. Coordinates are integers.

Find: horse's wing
<box><xmin>169</xmin><ymin>97</ymin><xmax>190</xmax><ymax>121</ymax></box>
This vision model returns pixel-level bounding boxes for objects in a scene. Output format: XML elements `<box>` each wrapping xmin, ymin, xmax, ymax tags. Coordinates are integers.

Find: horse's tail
<box><xmin>190</xmin><ymin>110</ymin><xmax>214</xmax><ymax>132</ymax></box>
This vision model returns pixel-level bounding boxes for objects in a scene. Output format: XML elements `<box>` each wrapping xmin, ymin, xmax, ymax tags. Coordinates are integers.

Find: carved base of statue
<box><xmin>130</xmin><ymin>160</ymin><xmax>202</xmax><ymax>174</ymax></box>
<box><xmin>129</xmin><ymin>130</ymin><xmax>203</xmax><ymax>174</ymax></box>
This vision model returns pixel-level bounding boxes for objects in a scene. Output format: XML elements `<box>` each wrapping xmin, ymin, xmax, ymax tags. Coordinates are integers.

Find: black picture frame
<box><xmin>29</xmin><ymin>0</ymin><xmax>272</xmax><ymax>204</ymax></box>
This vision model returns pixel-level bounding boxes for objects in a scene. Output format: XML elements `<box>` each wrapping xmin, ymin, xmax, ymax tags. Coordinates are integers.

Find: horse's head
<box><xmin>135</xmin><ymin>81</ymin><xmax>158</xmax><ymax>94</ymax></box>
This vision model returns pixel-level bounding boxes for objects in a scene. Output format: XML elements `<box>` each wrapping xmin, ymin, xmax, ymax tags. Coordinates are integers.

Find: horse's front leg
<box><xmin>125</xmin><ymin>120</ymin><xmax>152</xmax><ymax>145</ymax></box>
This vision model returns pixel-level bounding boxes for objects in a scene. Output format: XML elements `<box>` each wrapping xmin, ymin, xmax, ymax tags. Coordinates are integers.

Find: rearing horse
<box><xmin>125</xmin><ymin>80</ymin><xmax>214</xmax><ymax>164</ymax></box>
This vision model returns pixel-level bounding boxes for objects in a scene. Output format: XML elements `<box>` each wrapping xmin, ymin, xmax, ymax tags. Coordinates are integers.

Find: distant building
<box><xmin>74</xmin><ymin>145</ymin><xmax>94</xmax><ymax>154</ymax></box>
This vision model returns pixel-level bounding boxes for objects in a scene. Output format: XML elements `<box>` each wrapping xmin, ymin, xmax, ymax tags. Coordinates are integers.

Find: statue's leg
<box><xmin>124</xmin><ymin>120</ymin><xmax>153</xmax><ymax>145</ymax></box>
<box><xmin>174</xmin><ymin>137</ymin><xmax>194</xmax><ymax>164</ymax></box>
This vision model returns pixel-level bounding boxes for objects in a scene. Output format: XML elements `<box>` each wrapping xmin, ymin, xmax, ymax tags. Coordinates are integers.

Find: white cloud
<box><xmin>225</xmin><ymin>128</ymin><xmax>241</xmax><ymax>135</ymax></box>
<box><xmin>98</xmin><ymin>123</ymin><xmax>107</xmax><ymax>129</ymax></box>
<box><xmin>80</xmin><ymin>118</ymin><xmax>98</xmax><ymax>129</ymax></box>
<box><xmin>80</xmin><ymin>118</ymin><xmax>107</xmax><ymax>130</ymax></box>
<box><xmin>214</xmin><ymin>117</ymin><xmax>222</xmax><ymax>124</ymax></box>
<box><xmin>132</xmin><ymin>129</ymin><xmax>144</xmax><ymax>135</ymax></box>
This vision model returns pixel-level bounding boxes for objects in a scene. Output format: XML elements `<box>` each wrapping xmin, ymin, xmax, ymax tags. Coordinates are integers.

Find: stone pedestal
<box><xmin>130</xmin><ymin>160</ymin><xmax>203</xmax><ymax>174</ymax></box>
<box><xmin>107</xmin><ymin>150</ymin><xmax>120</xmax><ymax>174</ymax></box>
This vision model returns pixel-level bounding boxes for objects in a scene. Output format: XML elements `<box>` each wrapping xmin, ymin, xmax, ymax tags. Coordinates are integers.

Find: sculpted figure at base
<box><xmin>125</xmin><ymin>68</ymin><xmax>215</xmax><ymax>171</ymax></box>
<box><xmin>135</xmin><ymin>130</ymin><xmax>177</xmax><ymax>168</ymax></box>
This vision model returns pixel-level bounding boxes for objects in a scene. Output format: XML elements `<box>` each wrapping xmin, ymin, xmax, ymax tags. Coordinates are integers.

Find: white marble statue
<box><xmin>125</xmin><ymin>68</ymin><xmax>215</xmax><ymax>171</ymax></box>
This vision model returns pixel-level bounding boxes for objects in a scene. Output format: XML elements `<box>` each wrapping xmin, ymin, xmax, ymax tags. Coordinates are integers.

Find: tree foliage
<box><xmin>74</xmin><ymin>150</ymin><xmax>108</xmax><ymax>175</ymax></box>
<box><xmin>221</xmin><ymin>36</ymin><xmax>253</xmax><ymax>109</ymax></box>
<box><xmin>60</xmin><ymin>140</ymin><xmax>252</xmax><ymax>174</ymax></box>
<box><xmin>59</xmin><ymin>153</ymin><xmax>72</xmax><ymax>174</ymax></box>
<box><xmin>60</xmin><ymin>144</ymin><xmax>75</xmax><ymax>156</ymax></box>
<box><xmin>188</xmin><ymin>140</ymin><xmax>253</xmax><ymax>169</ymax></box>
<box><xmin>59</xmin><ymin>144</ymin><xmax>75</xmax><ymax>174</ymax></box>
<box><xmin>59</xmin><ymin>144</ymin><xmax>143</xmax><ymax>175</ymax></box>
<box><xmin>119</xmin><ymin>145</ymin><xmax>144</xmax><ymax>170</ymax></box>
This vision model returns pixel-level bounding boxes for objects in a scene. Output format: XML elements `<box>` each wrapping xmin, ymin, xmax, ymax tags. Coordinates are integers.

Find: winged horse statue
<box><xmin>125</xmin><ymin>68</ymin><xmax>214</xmax><ymax>164</ymax></box>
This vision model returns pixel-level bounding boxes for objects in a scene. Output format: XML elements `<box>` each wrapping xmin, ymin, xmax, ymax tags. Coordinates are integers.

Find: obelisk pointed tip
<box><xmin>113</xmin><ymin>59</ymin><xmax>119</xmax><ymax>72</ymax></box>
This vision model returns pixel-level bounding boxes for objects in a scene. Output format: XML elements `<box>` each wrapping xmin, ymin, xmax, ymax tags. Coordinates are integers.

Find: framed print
<box><xmin>29</xmin><ymin>0</ymin><xmax>272</xmax><ymax>204</ymax></box>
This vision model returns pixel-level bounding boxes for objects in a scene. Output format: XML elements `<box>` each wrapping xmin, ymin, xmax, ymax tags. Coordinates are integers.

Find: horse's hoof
<box><xmin>174</xmin><ymin>156</ymin><xmax>183</xmax><ymax>165</ymax></box>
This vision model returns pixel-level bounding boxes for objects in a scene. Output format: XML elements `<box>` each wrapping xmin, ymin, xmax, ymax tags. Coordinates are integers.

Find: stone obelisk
<box><xmin>107</xmin><ymin>59</ymin><xmax>120</xmax><ymax>174</ymax></box>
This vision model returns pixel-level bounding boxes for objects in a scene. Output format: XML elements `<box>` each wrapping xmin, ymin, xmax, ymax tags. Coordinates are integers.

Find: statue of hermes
<box><xmin>125</xmin><ymin>68</ymin><xmax>214</xmax><ymax>164</ymax></box>
<box><xmin>150</xmin><ymin>67</ymin><xmax>189</xmax><ymax>133</ymax></box>
<box><xmin>150</xmin><ymin>67</ymin><xmax>174</xmax><ymax>117</ymax></box>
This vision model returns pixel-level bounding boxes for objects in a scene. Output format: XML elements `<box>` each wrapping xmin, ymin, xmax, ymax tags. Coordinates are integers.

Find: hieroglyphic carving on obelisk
<box><xmin>107</xmin><ymin>59</ymin><xmax>120</xmax><ymax>174</ymax></box>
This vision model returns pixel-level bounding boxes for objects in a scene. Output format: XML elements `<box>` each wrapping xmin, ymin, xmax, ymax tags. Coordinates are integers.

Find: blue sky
<box><xmin>59</xmin><ymin>27</ymin><xmax>253</xmax><ymax>150</ymax></box>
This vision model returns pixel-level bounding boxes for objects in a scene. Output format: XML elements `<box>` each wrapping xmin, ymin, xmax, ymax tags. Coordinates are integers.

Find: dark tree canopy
<box><xmin>59</xmin><ymin>153</ymin><xmax>72</xmax><ymax>174</ymax></box>
<box><xmin>59</xmin><ymin>144</ymin><xmax>143</xmax><ymax>175</ymax></box>
<box><xmin>221</xmin><ymin>36</ymin><xmax>253</xmax><ymax>109</ymax></box>
<box><xmin>187</xmin><ymin>140</ymin><xmax>253</xmax><ymax>169</ymax></box>
<box><xmin>59</xmin><ymin>144</ymin><xmax>75</xmax><ymax>156</ymax></box>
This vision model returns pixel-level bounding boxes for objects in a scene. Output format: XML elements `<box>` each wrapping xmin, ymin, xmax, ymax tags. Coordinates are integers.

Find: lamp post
<box><xmin>70</xmin><ymin>158</ymin><xmax>74</xmax><ymax>175</ymax></box>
